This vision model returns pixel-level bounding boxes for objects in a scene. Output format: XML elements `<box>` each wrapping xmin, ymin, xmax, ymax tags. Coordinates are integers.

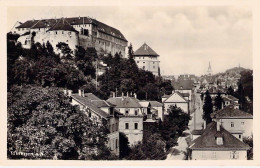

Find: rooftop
<box><xmin>189</xmin><ymin>121</ymin><xmax>250</xmax><ymax>150</ymax></box>
<box><xmin>211</xmin><ymin>105</ymin><xmax>253</xmax><ymax>119</ymax></box>
<box><xmin>107</xmin><ymin>97</ymin><xmax>142</xmax><ymax>108</ymax></box>
<box><xmin>133</xmin><ymin>43</ymin><xmax>159</xmax><ymax>57</ymax></box>
<box><xmin>47</xmin><ymin>19</ymin><xmax>78</xmax><ymax>32</ymax></box>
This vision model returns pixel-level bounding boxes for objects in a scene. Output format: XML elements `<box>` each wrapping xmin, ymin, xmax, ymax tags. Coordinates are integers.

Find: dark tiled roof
<box><xmin>16</xmin><ymin>20</ymin><xmax>39</xmax><ymax>28</ymax></box>
<box><xmin>47</xmin><ymin>19</ymin><xmax>78</xmax><ymax>32</ymax></box>
<box><xmin>65</xmin><ymin>17</ymin><xmax>92</xmax><ymax>25</ymax></box>
<box><xmin>190</xmin><ymin>122</ymin><xmax>250</xmax><ymax>150</ymax></box>
<box><xmin>175</xmin><ymin>80</ymin><xmax>194</xmax><ymax>90</ymax></box>
<box><xmin>191</xmin><ymin>129</ymin><xmax>204</xmax><ymax>135</ymax></box>
<box><xmin>133</xmin><ymin>43</ymin><xmax>159</xmax><ymax>57</ymax></box>
<box><xmin>211</xmin><ymin>105</ymin><xmax>253</xmax><ymax>119</ymax></box>
<box><xmin>31</xmin><ymin>19</ymin><xmax>58</xmax><ymax>29</ymax></box>
<box><xmin>91</xmin><ymin>100</ymin><xmax>115</xmax><ymax>108</ymax></box>
<box><xmin>71</xmin><ymin>94</ymin><xmax>109</xmax><ymax>118</ymax></box>
<box><xmin>107</xmin><ymin>97</ymin><xmax>142</xmax><ymax>108</ymax></box>
<box><xmin>92</xmin><ymin>19</ymin><xmax>127</xmax><ymax>42</ymax></box>
<box><xmin>149</xmin><ymin>101</ymin><xmax>163</xmax><ymax>107</ymax></box>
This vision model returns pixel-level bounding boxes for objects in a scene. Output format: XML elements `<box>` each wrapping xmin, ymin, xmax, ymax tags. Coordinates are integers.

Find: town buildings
<box><xmin>189</xmin><ymin>121</ymin><xmax>250</xmax><ymax>160</ymax></box>
<box><xmin>13</xmin><ymin>17</ymin><xmax>128</xmax><ymax>57</ymax></box>
<box><xmin>162</xmin><ymin>91</ymin><xmax>189</xmax><ymax>114</ymax></box>
<box><xmin>211</xmin><ymin>105</ymin><xmax>253</xmax><ymax>138</ymax></box>
<box><xmin>107</xmin><ymin>94</ymin><xmax>144</xmax><ymax>146</ymax></box>
<box><xmin>133</xmin><ymin>43</ymin><xmax>160</xmax><ymax>76</ymax></box>
<box><xmin>68</xmin><ymin>89</ymin><xmax>120</xmax><ymax>155</ymax></box>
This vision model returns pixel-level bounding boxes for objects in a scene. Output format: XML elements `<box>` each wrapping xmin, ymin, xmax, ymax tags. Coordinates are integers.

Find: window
<box><xmin>216</xmin><ymin>137</ymin><xmax>223</xmax><ymax>145</ymax></box>
<box><xmin>143</xmin><ymin>62</ymin><xmax>145</xmax><ymax>64</ymax></box>
<box><xmin>18</xmin><ymin>28</ymin><xmax>20</xmax><ymax>31</ymax></box>
<box><xmin>143</xmin><ymin>57</ymin><xmax>144</xmax><ymax>59</ymax></box>
<box><xmin>241</xmin><ymin>122</ymin><xmax>244</xmax><ymax>126</ymax></box>
<box><xmin>125</xmin><ymin>123</ymin><xmax>129</xmax><ymax>129</ymax></box>
<box><xmin>135</xmin><ymin>109</ymin><xmax>138</xmax><ymax>116</ymax></box>
<box><xmin>110</xmin><ymin>108</ymin><xmax>113</xmax><ymax>115</ymax></box>
<box><xmin>62</xmin><ymin>31</ymin><xmax>64</xmax><ymax>34</ymax></box>
<box><xmin>134</xmin><ymin>123</ymin><xmax>138</xmax><ymax>129</ymax></box>
<box><xmin>55</xmin><ymin>31</ymin><xmax>57</xmax><ymax>34</ymax></box>
<box><xmin>125</xmin><ymin>109</ymin><xmax>129</xmax><ymax>115</ymax></box>
<box><xmin>137</xmin><ymin>61</ymin><xmax>139</xmax><ymax>63</ymax></box>
<box><xmin>68</xmin><ymin>32</ymin><xmax>71</xmax><ymax>35</ymax></box>
<box><xmin>153</xmin><ymin>66</ymin><xmax>155</xmax><ymax>69</ymax></box>
<box><xmin>231</xmin><ymin>122</ymin><xmax>234</xmax><ymax>127</ymax></box>
<box><xmin>153</xmin><ymin>62</ymin><xmax>155</xmax><ymax>64</ymax></box>
<box><xmin>212</xmin><ymin>152</ymin><xmax>216</xmax><ymax>159</ymax></box>
<box><xmin>88</xmin><ymin>111</ymin><xmax>91</xmax><ymax>118</ymax></box>
<box><xmin>230</xmin><ymin>151</ymin><xmax>239</xmax><ymax>159</ymax></box>
<box><xmin>116</xmin><ymin>139</ymin><xmax>118</xmax><ymax>148</ymax></box>
<box><xmin>38</xmin><ymin>28</ymin><xmax>40</xmax><ymax>31</ymax></box>
<box><xmin>239</xmin><ymin>135</ymin><xmax>242</xmax><ymax>139</ymax></box>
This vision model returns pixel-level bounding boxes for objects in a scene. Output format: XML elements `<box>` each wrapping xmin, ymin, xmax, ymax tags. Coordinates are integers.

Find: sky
<box><xmin>7</xmin><ymin>6</ymin><xmax>252</xmax><ymax>76</ymax></box>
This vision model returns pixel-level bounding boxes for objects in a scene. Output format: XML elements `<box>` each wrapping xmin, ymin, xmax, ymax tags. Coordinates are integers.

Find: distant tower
<box><xmin>207</xmin><ymin>62</ymin><xmax>212</xmax><ymax>76</ymax></box>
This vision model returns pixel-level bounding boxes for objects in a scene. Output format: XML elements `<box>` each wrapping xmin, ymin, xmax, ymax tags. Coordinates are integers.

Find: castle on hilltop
<box><xmin>11</xmin><ymin>17</ymin><xmax>128</xmax><ymax>57</ymax></box>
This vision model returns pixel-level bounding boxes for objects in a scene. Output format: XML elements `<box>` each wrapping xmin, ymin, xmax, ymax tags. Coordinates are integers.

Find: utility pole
<box><xmin>96</xmin><ymin>60</ymin><xmax>98</xmax><ymax>90</ymax></box>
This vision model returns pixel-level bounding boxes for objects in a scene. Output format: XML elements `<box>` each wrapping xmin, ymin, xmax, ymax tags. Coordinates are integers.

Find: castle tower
<box><xmin>133</xmin><ymin>43</ymin><xmax>160</xmax><ymax>76</ymax></box>
<box><xmin>207</xmin><ymin>62</ymin><xmax>212</xmax><ymax>76</ymax></box>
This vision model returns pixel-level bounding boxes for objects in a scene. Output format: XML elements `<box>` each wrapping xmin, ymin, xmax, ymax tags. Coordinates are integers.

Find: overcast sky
<box><xmin>7</xmin><ymin>6</ymin><xmax>252</xmax><ymax>76</ymax></box>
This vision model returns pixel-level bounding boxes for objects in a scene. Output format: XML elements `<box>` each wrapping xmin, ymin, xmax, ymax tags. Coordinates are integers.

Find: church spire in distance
<box><xmin>207</xmin><ymin>61</ymin><xmax>212</xmax><ymax>75</ymax></box>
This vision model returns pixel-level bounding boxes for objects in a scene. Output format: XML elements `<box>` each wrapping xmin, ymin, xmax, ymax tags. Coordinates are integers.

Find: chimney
<box><xmin>122</xmin><ymin>92</ymin><xmax>124</xmax><ymax>97</ymax></box>
<box><xmin>79</xmin><ymin>16</ymin><xmax>81</xmax><ymax>20</ymax></box>
<box><xmin>134</xmin><ymin>93</ymin><xmax>137</xmax><ymax>99</ymax></box>
<box><xmin>63</xmin><ymin>89</ymin><xmax>68</xmax><ymax>95</ymax></box>
<box><xmin>127</xmin><ymin>92</ymin><xmax>129</xmax><ymax>97</ymax></box>
<box><xmin>217</xmin><ymin>120</ymin><xmax>221</xmax><ymax>131</ymax></box>
<box><xmin>68</xmin><ymin>90</ymin><xmax>72</xmax><ymax>97</ymax></box>
<box><xmin>112</xmin><ymin>92</ymin><xmax>115</xmax><ymax>98</ymax></box>
<box><xmin>82</xmin><ymin>89</ymin><xmax>85</xmax><ymax>97</ymax></box>
<box><xmin>78</xmin><ymin>89</ymin><xmax>82</xmax><ymax>96</ymax></box>
<box><xmin>203</xmin><ymin>120</ymin><xmax>206</xmax><ymax>129</ymax></box>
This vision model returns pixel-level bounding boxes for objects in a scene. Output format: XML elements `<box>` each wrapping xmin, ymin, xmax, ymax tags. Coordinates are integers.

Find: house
<box><xmin>68</xmin><ymin>89</ymin><xmax>120</xmax><ymax>155</ymax></box>
<box><xmin>189</xmin><ymin>121</ymin><xmax>250</xmax><ymax>160</ymax></box>
<box><xmin>107</xmin><ymin>94</ymin><xmax>143</xmax><ymax>146</ymax></box>
<box><xmin>13</xmin><ymin>16</ymin><xmax>128</xmax><ymax>57</ymax></box>
<box><xmin>173</xmin><ymin>79</ymin><xmax>193</xmax><ymax>100</ymax></box>
<box><xmin>139</xmin><ymin>100</ymin><xmax>164</xmax><ymax>121</ymax></box>
<box><xmin>162</xmin><ymin>91</ymin><xmax>189</xmax><ymax>114</ymax></box>
<box><xmin>133</xmin><ymin>43</ymin><xmax>160</xmax><ymax>76</ymax></box>
<box><xmin>222</xmin><ymin>95</ymin><xmax>239</xmax><ymax>108</ymax></box>
<box><xmin>211</xmin><ymin>105</ymin><xmax>253</xmax><ymax>138</ymax></box>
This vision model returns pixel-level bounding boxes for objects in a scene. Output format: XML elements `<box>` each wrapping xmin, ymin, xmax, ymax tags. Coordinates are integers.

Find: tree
<box><xmin>203</xmin><ymin>90</ymin><xmax>213</xmax><ymax>124</ymax></box>
<box><xmin>160</xmin><ymin>105</ymin><xmax>190</xmax><ymax>150</ymax></box>
<box><xmin>237</xmin><ymin>82</ymin><xmax>247</xmax><ymax>110</ymax></box>
<box><xmin>128</xmin><ymin>43</ymin><xmax>134</xmax><ymax>59</ymax></box>
<box><xmin>8</xmin><ymin>85</ymin><xmax>114</xmax><ymax>160</ymax></box>
<box><xmin>227</xmin><ymin>86</ymin><xmax>234</xmax><ymax>96</ymax></box>
<box><xmin>119</xmin><ymin>132</ymin><xmax>131</xmax><ymax>159</ymax></box>
<box><xmin>214</xmin><ymin>91</ymin><xmax>223</xmax><ymax>111</ymax></box>
<box><xmin>243</xmin><ymin>136</ymin><xmax>253</xmax><ymax>160</ymax></box>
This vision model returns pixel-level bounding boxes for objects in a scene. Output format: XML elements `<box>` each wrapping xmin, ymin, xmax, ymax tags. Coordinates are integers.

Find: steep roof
<box><xmin>65</xmin><ymin>17</ymin><xmax>92</xmax><ymax>25</ymax></box>
<box><xmin>71</xmin><ymin>94</ymin><xmax>109</xmax><ymax>118</ymax></box>
<box><xmin>211</xmin><ymin>105</ymin><xmax>253</xmax><ymax>119</ymax></box>
<box><xmin>16</xmin><ymin>20</ymin><xmax>39</xmax><ymax>28</ymax></box>
<box><xmin>31</xmin><ymin>19</ymin><xmax>58</xmax><ymax>29</ymax></box>
<box><xmin>149</xmin><ymin>101</ymin><xmax>163</xmax><ymax>107</ymax></box>
<box><xmin>133</xmin><ymin>43</ymin><xmax>159</xmax><ymax>57</ymax></box>
<box><xmin>107</xmin><ymin>97</ymin><xmax>142</xmax><ymax>108</ymax></box>
<box><xmin>174</xmin><ymin>80</ymin><xmax>194</xmax><ymax>90</ymax></box>
<box><xmin>91</xmin><ymin>19</ymin><xmax>127</xmax><ymax>42</ymax></box>
<box><xmin>189</xmin><ymin>122</ymin><xmax>250</xmax><ymax>150</ymax></box>
<box><xmin>47</xmin><ymin>19</ymin><xmax>78</xmax><ymax>32</ymax></box>
<box><xmin>163</xmin><ymin>91</ymin><xmax>188</xmax><ymax>103</ymax></box>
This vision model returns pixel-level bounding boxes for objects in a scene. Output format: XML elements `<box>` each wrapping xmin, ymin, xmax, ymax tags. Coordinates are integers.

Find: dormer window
<box><xmin>216</xmin><ymin>137</ymin><xmax>223</xmax><ymax>145</ymax></box>
<box><xmin>125</xmin><ymin>109</ymin><xmax>129</xmax><ymax>115</ymax></box>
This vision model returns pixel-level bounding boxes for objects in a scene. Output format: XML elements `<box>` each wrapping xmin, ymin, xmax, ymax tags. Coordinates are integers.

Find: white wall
<box><xmin>116</xmin><ymin>107</ymin><xmax>142</xmax><ymax>116</ymax></box>
<box><xmin>134</xmin><ymin>56</ymin><xmax>160</xmax><ymax>76</ymax></box>
<box><xmin>191</xmin><ymin>150</ymin><xmax>247</xmax><ymax>160</ymax></box>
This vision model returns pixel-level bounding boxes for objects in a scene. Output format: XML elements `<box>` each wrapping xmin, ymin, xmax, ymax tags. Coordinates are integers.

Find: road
<box><xmin>166</xmin><ymin>90</ymin><xmax>204</xmax><ymax>160</ymax></box>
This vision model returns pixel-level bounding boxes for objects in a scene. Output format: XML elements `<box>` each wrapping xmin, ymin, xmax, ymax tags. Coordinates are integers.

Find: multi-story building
<box><xmin>133</xmin><ymin>43</ymin><xmax>160</xmax><ymax>76</ymax></box>
<box><xmin>107</xmin><ymin>94</ymin><xmax>143</xmax><ymax>146</ymax></box>
<box><xmin>13</xmin><ymin>16</ymin><xmax>128</xmax><ymax>57</ymax></box>
<box><xmin>211</xmin><ymin>105</ymin><xmax>253</xmax><ymax>138</ymax></box>
<box><xmin>67</xmin><ymin>89</ymin><xmax>120</xmax><ymax>155</ymax></box>
<box><xmin>189</xmin><ymin>121</ymin><xmax>250</xmax><ymax>160</ymax></box>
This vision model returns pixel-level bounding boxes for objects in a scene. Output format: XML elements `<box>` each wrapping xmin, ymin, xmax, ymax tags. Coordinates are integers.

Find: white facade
<box><xmin>213</xmin><ymin>118</ymin><xmax>253</xmax><ymax>137</ymax></box>
<box><xmin>191</xmin><ymin>150</ymin><xmax>247</xmax><ymax>160</ymax></box>
<box><xmin>134</xmin><ymin>56</ymin><xmax>160</xmax><ymax>76</ymax></box>
<box><xmin>163</xmin><ymin>92</ymin><xmax>189</xmax><ymax>114</ymax></box>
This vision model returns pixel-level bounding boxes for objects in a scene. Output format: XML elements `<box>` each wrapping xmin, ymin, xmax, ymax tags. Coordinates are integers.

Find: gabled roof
<box><xmin>31</xmin><ymin>19</ymin><xmax>58</xmax><ymax>29</ymax></box>
<box><xmin>163</xmin><ymin>91</ymin><xmax>188</xmax><ymax>103</ymax></box>
<box><xmin>92</xmin><ymin>19</ymin><xmax>127</xmax><ymax>42</ymax></box>
<box><xmin>149</xmin><ymin>101</ymin><xmax>163</xmax><ymax>107</ymax></box>
<box><xmin>133</xmin><ymin>43</ymin><xmax>159</xmax><ymax>57</ymax></box>
<box><xmin>189</xmin><ymin>122</ymin><xmax>250</xmax><ymax>150</ymax></box>
<box><xmin>71</xmin><ymin>94</ymin><xmax>109</xmax><ymax>118</ymax></box>
<box><xmin>107</xmin><ymin>97</ymin><xmax>142</xmax><ymax>108</ymax></box>
<box><xmin>174</xmin><ymin>80</ymin><xmax>194</xmax><ymax>90</ymax></box>
<box><xmin>139</xmin><ymin>101</ymin><xmax>151</xmax><ymax>108</ymax></box>
<box><xmin>211</xmin><ymin>105</ymin><xmax>253</xmax><ymax>119</ymax></box>
<box><xmin>16</xmin><ymin>20</ymin><xmax>39</xmax><ymax>28</ymax></box>
<box><xmin>47</xmin><ymin>19</ymin><xmax>78</xmax><ymax>32</ymax></box>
